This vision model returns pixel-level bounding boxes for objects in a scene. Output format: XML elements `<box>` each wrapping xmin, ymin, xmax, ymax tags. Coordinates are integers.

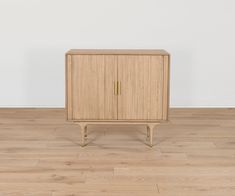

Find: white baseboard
<box><xmin>0</xmin><ymin>106</ymin><xmax>65</xmax><ymax>108</ymax></box>
<box><xmin>170</xmin><ymin>106</ymin><xmax>235</xmax><ymax>108</ymax></box>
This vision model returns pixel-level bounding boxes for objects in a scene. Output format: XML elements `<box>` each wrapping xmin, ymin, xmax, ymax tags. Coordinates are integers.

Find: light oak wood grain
<box><xmin>162</xmin><ymin>55</ymin><xmax>170</xmax><ymax>120</ymax></box>
<box><xmin>71</xmin><ymin>55</ymin><xmax>117</xmax><ymax>120</ymax></box>
<box><xmin>66</xmin><ymin>49</ymin><xmax>169</xmax><ymax>55</ymax></box>
<box><xmin>66</xmin><ymin>55</ymin><xmax>72</xmax><ymax>120</ymax></box>
<box><xmin>118</xmin><ymin>55</ymin><xmax>164</xmax><ymax>120</ymax></box>
<box><xmin>0</xmin><ymin>108</ymin><xmax>235</xmax><ymax>195</ymax></box>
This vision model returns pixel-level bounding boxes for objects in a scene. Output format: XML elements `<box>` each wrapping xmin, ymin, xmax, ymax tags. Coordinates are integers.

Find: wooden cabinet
<box><xmin>66</xmin><ymin>49</ymin><xmax>170</xmax><ymax>147</ymax></box>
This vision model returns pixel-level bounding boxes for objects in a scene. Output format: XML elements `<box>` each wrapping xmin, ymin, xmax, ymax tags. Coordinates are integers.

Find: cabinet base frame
<box><xmin>76</xmin><ymin>122</ymin><xmax>160</xmax><ymax>147</ymax></box>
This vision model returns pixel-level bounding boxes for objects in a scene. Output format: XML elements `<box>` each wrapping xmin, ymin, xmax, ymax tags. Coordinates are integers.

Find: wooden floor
<box><xmin>0</xmin><ymin>108</ymin><xmax>235</xmax><ymax>196</ymax></box>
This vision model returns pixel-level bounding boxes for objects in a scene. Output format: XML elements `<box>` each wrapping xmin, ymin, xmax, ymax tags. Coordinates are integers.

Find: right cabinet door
<box><xmin>118</xmin><ymin>55</ymin><xmax>165</xmax><ymax>120</ymax></box>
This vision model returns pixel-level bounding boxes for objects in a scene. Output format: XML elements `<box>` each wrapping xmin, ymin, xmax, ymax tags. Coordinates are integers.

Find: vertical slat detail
<box><xmin>66</xmin><ymin>55</ymin><xmax>73</xmax><ymax>120</ymax></box>
<box><xmin>162</xmin><ymin>55</ymin><xmax>170</xmax><ymax>120</ymax></box>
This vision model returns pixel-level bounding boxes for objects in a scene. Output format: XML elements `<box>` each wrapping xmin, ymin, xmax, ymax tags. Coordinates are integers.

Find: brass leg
<box><xmin>79</xmin><ymin>123</ymin><xmax>87</xmax><ymax>147</ymax></box>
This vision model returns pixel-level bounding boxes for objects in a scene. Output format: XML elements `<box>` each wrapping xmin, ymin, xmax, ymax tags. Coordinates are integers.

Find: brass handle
<box><xmin>114</xmin><ymin>81</ymin><xmax>121</xmax><ymax>95</ymax></box>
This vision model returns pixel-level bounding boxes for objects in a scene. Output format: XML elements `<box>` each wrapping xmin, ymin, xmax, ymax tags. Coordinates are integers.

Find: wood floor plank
<box><xmin>0</xmin><ymin>108</ymin><xmax>235</xmax><ymax>195</ymax></box>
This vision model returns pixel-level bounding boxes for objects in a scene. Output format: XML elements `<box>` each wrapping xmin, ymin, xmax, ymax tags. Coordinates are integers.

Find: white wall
<box><xmin>0</xmin><ymin>0</ymin><xmax>235</xmax><ymax>107</ymax></box>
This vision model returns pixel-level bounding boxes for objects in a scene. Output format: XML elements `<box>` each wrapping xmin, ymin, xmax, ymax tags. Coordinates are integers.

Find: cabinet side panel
<box><xmin>149</xmin><ymin>56</ymin><xmax>164</xmax><ymax>119</ymax></box>
<box><xmin>66</xmin><ymin>55</ymin><xmax>73</xmax><ymax>120</ymax></box>
<box><xmin>162</xmin><ymin>55</ymin><xmax>170</xmax><ymax>120</ymax></box>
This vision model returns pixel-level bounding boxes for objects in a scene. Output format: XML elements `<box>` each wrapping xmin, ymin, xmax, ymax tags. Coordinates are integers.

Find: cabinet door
<box><xmin>68</xmin><ymin>55</ymin><xmax>117</xmax><ymax>120</ymax></box>
<box><xmin>118</xmin><ymin>55</ymin><xmax>164</xmax><ymax>120</ymax></box>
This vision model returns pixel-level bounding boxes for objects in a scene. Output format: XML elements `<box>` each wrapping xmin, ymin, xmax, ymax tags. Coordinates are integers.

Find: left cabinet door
<box><xmin>66</xmin><ymin>55</ymin><xmax>118</xmax><ymax>120</ymax></box>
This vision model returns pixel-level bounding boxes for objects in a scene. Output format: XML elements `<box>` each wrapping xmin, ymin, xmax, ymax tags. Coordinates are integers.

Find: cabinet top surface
<box><xmin>66</xmin><ymin>49</ymin><xmax>169</xmax><ymax>55</ymax></box>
